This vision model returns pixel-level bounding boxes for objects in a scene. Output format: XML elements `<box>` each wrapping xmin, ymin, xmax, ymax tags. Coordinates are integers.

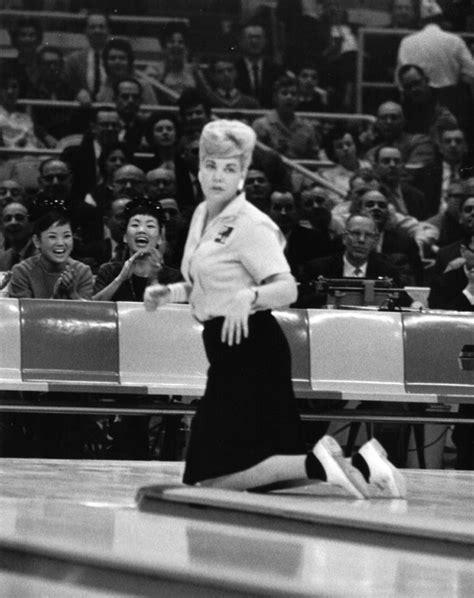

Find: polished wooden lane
<box><xmin>0</xmin><ymin>459</ymin><xmax>473</xmax><ymax>597</ymax></box>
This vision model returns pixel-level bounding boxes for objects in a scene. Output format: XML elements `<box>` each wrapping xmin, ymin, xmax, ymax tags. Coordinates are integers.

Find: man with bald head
<box><xmin>146</xmin><ymin>167</ymin><xmax>176</xmax><ymax>203</ymax></box>
<box><xmin>112</xmin><ymin>164</ymin><xmax>146</xmax><ymax>200</ymax></box>
<box><xmin>366</xmin><ymin>101</ymin><xmax>435</xmax><ymax>167</ymax></box>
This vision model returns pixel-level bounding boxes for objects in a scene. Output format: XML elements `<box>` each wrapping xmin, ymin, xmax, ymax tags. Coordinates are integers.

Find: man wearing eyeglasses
<box><xmin>431</xmin><ymin>190</ymin><xmax>474</xmax><ymax>277</ymax></box>
<box><xmin>0</xmin><ymin>199</ymin><xmax>35</xmax><ymax>270</ymax></box>
<box><xmin>429</xmin><ymin>233</ymin><xmax>474</xmax><ymax>310</ymax></box>
<box><xmin>300</xmin><ymin>213</ymin><xmax>410</xmax><ymax>308</ymax></box>
<box><xmin>428</xmin><ymin>232</ymin><xmax>474</xmax><ymax>471</ymax></box>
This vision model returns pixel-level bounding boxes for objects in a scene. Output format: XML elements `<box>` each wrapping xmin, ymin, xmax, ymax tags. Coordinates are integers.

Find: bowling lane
<box><xmin>0</xmin><ymin>460</ymin><xmax>472</xmax><ymax>597</ymax></box>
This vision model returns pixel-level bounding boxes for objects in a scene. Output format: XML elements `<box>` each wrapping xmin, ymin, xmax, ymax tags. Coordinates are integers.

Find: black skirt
<box><xmin>183</xmin><ymin>311</ymin><xmax>305</xmax><ymax>485</ymax></box>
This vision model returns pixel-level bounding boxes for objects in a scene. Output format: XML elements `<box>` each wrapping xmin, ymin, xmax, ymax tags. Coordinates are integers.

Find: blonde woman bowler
<box><xmin>144</xmin><ymin>120</ymin><xmax>406</xmax><ymax>499</ymax></box>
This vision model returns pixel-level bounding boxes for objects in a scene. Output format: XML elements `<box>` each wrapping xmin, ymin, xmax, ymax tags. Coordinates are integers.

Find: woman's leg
<box><xmin>199</xmin><ymin>436</ymin><xmax>371</xmax><ymax>499</ymax></box>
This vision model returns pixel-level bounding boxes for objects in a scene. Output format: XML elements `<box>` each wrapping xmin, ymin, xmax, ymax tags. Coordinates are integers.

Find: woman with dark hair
<box><xmin>140</xmin><ymin>111</ymin><xmax>195</xmax><ymax>212</ymax></box>
<box><xmin>93</xmin><ymin>199</ymin><xmax>182</xmax><ymax>459</ymax></box>
<box><xmin>9</xmin><ymin>203</ymin><xmax>93</xmax><ymax>299</ymax></box>
<box><xmin>7</xmin><ymin>17</ymin><xmax>43</xmax><ymax>96</ymax></box>
<box><xmin>96</xmin><ymin>38</ymin><xmax>157</xmax><ymax>105</ymax></box>
<box><xmin>145</xmin><ymin>23</ymin><xmax>196</xmax><ymax>97</ymax></box>
<box><xmin>144</xmin><ymin>119</ymin><xmax>406</xmax><ymax>498</ymax></box>
<box><xmin>85</xmin><ymin>142</ymin><xmax>131</xmax><ymax>215</ymax></box>
<box><xmin>7</xmin><ymin>202</ymin><xmax>93</xmax><ymax>458</ymax></box>
<box><xmin>93</xmin><ymin>198</ymin><xmax>181</xmax><ymax>302</ymax></box>
<box><xmin>320</xmin><ymin>124</ymin><xmax>371</xmax><ymax>201</ymax></box>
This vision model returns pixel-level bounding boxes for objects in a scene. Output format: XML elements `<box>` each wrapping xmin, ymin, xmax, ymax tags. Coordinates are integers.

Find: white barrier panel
<box><xmin>118</xmin><ymin>302</ymin><xmax>208</xmax><ymax>395</ymax></box>
<box><xmin>0</xmin><ymin>299</ymin><xmax>22</xmax><ymax>383</ymax></box>
<box><xmin>308</xmin><ymin>310</ymin><xmax>406</xmax><ymax>395</ymax></box>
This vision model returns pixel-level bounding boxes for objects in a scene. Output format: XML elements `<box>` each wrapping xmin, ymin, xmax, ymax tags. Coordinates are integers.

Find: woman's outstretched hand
<box><xmin>144</xmin><ymin>283</ymin><xmax>170</xmax><ymax>311</ymax></box>
<box><xmin>117</xmin><ymin>251</ymin><xmax>145</xmax><ymax>283</ymax></box>
<box><xmin>221</xmin><ymin>288</ymin><xmax>254</xmax><ymax>346</ymax></box>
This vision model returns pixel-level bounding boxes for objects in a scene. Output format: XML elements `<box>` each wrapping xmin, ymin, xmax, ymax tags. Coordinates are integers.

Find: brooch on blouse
<box><xmin>214</xmin><ymin>226</ymin><xmax>234</xmax><ymax>244</ymax></box>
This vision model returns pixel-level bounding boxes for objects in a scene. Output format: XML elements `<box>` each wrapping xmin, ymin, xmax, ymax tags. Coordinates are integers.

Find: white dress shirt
<box><xmin>398</xmin><ymin>24</ymin><xmax>474</xmax><ymax>88</ymax></box>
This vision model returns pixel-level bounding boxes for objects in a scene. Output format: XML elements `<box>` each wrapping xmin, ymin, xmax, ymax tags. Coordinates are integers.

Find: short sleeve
<box><xmin>236</xmin><ymin>218</ymin><xmax>290</xmax><ymax>284</ymax></box>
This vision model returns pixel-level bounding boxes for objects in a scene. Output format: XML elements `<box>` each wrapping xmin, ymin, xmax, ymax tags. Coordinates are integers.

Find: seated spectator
<box><xmin>141</xmin><ymin>111</ymin><xmax>194</xmax><ymax>211</ymax></box>
<box><xmin>158</xmin><ymin>197</ymin><xmax>188</xmax><ymax>269</ymax></box>
<box><xmin>428</xmin><ymin>180</ymin><xmax>473</xmax><ymax>249</ymax></box>
<box><xmin>397</xmin><ymin>64</ymin><xmax>456</xmax><ymax>137</ymax></box>
<box><xmin>96</xmin><ymin>38</ymin><xmax>157</xmax><ymax>106</ymax></box>
<box><xmin>6</xmin><ymin>16</ymin><xmax>43</xmax><ymax>96</ymax></box>
<box><xmin>423</xmin><ymin>124</ymin><xmax>472</xmax><ymax>217</ymax></box>
<box><xmin>179</xmin><ymin>132</ymin><xmax>203</xmax><ymax>205</ymax></box>
<box><xmin>29</xmin><ymin>46</ymin><xmax>76</xmax><ymax>148</ymax></box>
<box><xmin>331</xmin><ymin>167</ymin><xmax>382</xmax><ymax>224</ymax></box>
<box><xmin>93</xmin><ymin>199</ymin><xmax>182</xmax><ymax>460</ymax></box>
<box><xmin>85</xmin><ymin>142</ymin><xmax>130</xmax><ymax>215</ymax></box>
<box><xmin>93</xmin><ymin>198</ymin><xmax>180</xmax><ymax>301</ymax></box>
<box><xmin>102</xmin><ymin>196</ymin><xmax>132</xmax><ymax>264</ymax></box>
<box><xmin>429</xmin><ymin>232</ymin><xmax>474</xmax><ymax>310</ymax></box>
<box><xmin>320</xmin><ymin>0</ymin><xmax>358</xmax><ymax>111</ymax></box>
<box><xmin>146</xmin><ymin>167</ymin><xmax>176</xmax><ymax>203</ymax></box>
<box><xmin>319</xmin><ymin>123</ymin><xmax>371</xmax><ymax>199</ymax></box>
<box><xmin>64</xmin><ymin>11</ymin><xmax>111</xmax><ymax>102</ymax></box>
<box><xmin>62</xmin><ymin>107</ymin><xmax>122</xmax><ymax>200</ymax></box>
<box><xmin>373</xmin><ymin>145</ymin><xmax>428</xmax><ymax>220</ymax></box>
<box><xmin>428</xmin><ymin>232</ymin><xmax>474</xmax><ymax>471</ymax></box>
<box><xmin>296</xmin><ymin>64</ymin><xmax>328</xmax><ymax>112</ymax></box>
<box><xmin>354</xmin><ymin>187</ymin><xmax>424</xmax><ymax>285</ymax></box>
<box><xmin>36</xmin><ymin>158</ymin><xmax>103</xmax><ymax>267</ymax></box>
<box><xmin>365</xmin><ymin>101</ymin><xmax>435</xmax><ymax>167</ymax></box>
<box><xmin>0</xmin><ymin>65</ymin><xmax>39</xmax><ymax>149</ymax></box>
<box><xmin>234</xmin><ymin>22</ymin><xmax>283</xmax><ymax>108</ymax></box>
<box><xmin>430</xmin><ymin>189</ymin><xmax>474</xmax><ymax>277</ymax></box>
<box><xmin>244</xmin><ymin>167</ymin><xmax>273</xmax><ymax>213</ymax></box>
<box><xmin>177</xmin><ymin>88</ymin><xmax>212</xmax><ymax>140</ymax></box>
<box><xmin>196</xmin><ymin>58</ymin><xmax>261</xmax><ymax>110</ymax></box>
<box><xmin>9</xmin><ymin>204</ymin><xmax>93</xmax><ymax>299</ymax></box>
<box><xmin>145</xmin><ymin>22</ymin><xmax>197</xmax><ymax>97</ymax></box>
<box><xmin>300</xmin><ymin>212</ymin><xmax>413</xmax><ymax>308</ymax></box>
<box><xmin>0</xmin><ymin>199</ymin><xmax>36</xmax><ymax>270</ymax></box>
<box><xmin>114</xmin><ymin>78</ymin><xmax>148</xmax><ymax>153</ymax></box>
<box><xmin>391</xmin><ymin>0</ymin><xmax>418</xmax><ymax>28</ymax></box>
<box><xmin>252</xmin><ymin>74</ymin><xmax>321</xmax><ymax>159</ymax></box>
<box><xmin>8</xmin><ymin>204</ymin><xmax>93</xmax><ymax>459</ymax></box>
<box><xmin>0</xmin><ymin>178</ymin><xmax>24</xmax><ymax>210</ymax></box>
<box><xmin>111</xmin><ymin>164</ymin><xmax>147</xmax><ymax>201</ymax></box>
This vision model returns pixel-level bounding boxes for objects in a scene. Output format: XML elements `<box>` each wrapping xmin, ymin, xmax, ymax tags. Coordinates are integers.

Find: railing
<box><xmin>0</xmin><ymin>300</ymin><xmax>472</xmax><ymax>426</ymax></box>
<box><xmin>14</xmin><ymin>98</ymin><xmax>377</xmax><ymax>197</ymax></box>
<box><xmin>356</xmin><ymin>27</ymin><xmax>474</xmax><ymax>112</ymax></box>
<box><xmin>0</xmin><ymin>8</ymin><xmax>189</xmax><ymax>27</ymax></box>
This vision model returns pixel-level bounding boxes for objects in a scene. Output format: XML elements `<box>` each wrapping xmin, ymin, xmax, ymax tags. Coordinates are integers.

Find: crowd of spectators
<box><xmin>0</xmin><ymin>1</ymin><xmax>473</xmax><ymax>469</ymax></box>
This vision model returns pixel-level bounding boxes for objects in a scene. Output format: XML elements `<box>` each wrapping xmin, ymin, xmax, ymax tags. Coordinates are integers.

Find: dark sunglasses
<box><xmin>364</xmin><ymin>200</ymin><xmax>387</xmax><ymax>209</ymax></box>
<box><xmin>3</xmin><ymin>213</ymin><xmax>26</xmax><ymax>223</ymax></box>
<box><xmin>42</xmin><ymin>173</ymin><xmax>69</xmax><ymax>183</ymax></box>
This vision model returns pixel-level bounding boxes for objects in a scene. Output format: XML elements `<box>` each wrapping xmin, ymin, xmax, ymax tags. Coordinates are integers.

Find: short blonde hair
<box><xmin>199</xmin><ymin>119</ymin><xmax>256</xmax><ymax>172</ymax></box>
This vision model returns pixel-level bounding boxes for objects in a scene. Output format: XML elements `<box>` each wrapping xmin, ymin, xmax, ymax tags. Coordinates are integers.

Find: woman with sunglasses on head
<box><xmin>144</xmin><ymin>119</ymin><xmax>406</xmax><ymax>498</ymax></box>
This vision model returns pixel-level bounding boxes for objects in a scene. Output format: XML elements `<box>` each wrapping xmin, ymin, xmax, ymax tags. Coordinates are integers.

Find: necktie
<box><xmin>354</xmin><ymin>267</ymin><xmax>362</xmax><ymax>277</ymax></box>
<box><xmin>93</xmin><ymin>51</ymin><xmax>101</xmax><ymax>98</ymax></box>
<box><xmin>252</xmin><ymin>62</ymin><xmax>260</xmax><ymax>95</ymax></box>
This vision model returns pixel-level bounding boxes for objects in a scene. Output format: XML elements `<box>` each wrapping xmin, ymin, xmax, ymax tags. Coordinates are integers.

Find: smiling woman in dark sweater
<box><xmin>93</xmin><ymin>199</ymin><xmax>181</xmax><ymax>302</ymax></box>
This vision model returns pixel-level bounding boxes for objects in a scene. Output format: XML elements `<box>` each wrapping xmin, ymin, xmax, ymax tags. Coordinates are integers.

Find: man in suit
<box><xmin>301</xmin><ymin>213</ymin><xmax>411</xmax><ymax>308</ymax></box>
<box><xmin>431</xmin><ymin>191</ymin><xmax>474</xmax><ymax>277</ymax></box>
<box><xmin>64</xmin><ymin>11</ymin><xmax>111</xmax><ymax>102</ymax></box>
<box><xmin>357</xmin><ymin>187</ymin><xmax>424</xmax><ymax>286</ymax></box>
<box><xmin>428</xmin><ymin>233</ymin><xmax>474</xmax><ymax>470</ymax></box>
<box><xmin>374</xmin><ymin>145</ymin><xmax>429</xmax><ymax>221</ymax></box>
<box><xmin>234</xmin><ymin>23</ymin><xmax>283</xmax><ymax>108</ymax></box>
<box><xmin>422</xmin><ymin>125</ymin><xmax>472</xmax><ymax>218</ymax></box>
